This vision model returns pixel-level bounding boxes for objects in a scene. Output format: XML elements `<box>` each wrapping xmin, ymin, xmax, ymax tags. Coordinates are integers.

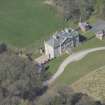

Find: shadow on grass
<box><xmin>79</xmin><ymin>35</ymin><xmax>87</xmax><ymax>43</ymax></box>
<box><xmin>79</xmin><ymin>34</ymin><xmax>95</xmax><ymax>43</ymax></box>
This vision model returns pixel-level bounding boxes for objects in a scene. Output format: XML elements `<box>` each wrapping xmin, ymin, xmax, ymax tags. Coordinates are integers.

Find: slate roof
<box><xmin>46</xmin><ymin>37</ymin><xmax>59</xmax><ymax>48</ymax></box>
<box><xmin>46</xmin><ymin>28</ymin><xmax>79</xmax><ymax>48</ymax></box>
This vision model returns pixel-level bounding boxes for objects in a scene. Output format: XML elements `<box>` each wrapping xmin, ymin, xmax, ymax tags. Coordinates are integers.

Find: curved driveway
<box><xmin>45</xmin><ymin>47</ymin><xmax>105</xmax><ymax>85</ymax></box>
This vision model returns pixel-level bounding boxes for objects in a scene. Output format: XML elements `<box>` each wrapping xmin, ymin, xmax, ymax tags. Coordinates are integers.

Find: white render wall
<box><xmin>44</xmin><ymin>42</ymin><xmax>54</xmax><ymax>59</ymax></box>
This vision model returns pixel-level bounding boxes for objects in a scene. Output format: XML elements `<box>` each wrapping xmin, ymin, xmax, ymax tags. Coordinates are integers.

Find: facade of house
<box><xmin>44</xmin><ymin>28</ymin><xmax>79</xmax><ymax>59</ymax></box>
<box><xmin>96</xmin><ymin>30</ymin><xmax>105</xmax><ymax>40</ymax></box>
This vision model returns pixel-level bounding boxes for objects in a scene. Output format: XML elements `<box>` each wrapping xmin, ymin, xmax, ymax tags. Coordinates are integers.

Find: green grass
<box><xmin>48</xmin><ymin>54</ymin><xmax>68</xmax><ymax>75</ymax></box>
<box><xmin>0</xmin><ymin>0</ymin><xmax>66</xmax><ymax>49</ymax></box>
<box><xmin>55</xmin><ymin>50</ymin><xmax>105</xmax><ymax>86</ymax></box>
<box><xmin>88</xmin><ymin>16</ymin><xmax>97</xmax><ymax>24</ymax></box>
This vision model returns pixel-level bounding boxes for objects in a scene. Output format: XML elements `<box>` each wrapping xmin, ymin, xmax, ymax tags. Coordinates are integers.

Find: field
<box><xmin>0</xmin><ymin>0</ymin><xmax>66</xmax><ymax>50</ymax></box>
<box><xmin>55</xmin><ymin>50</ymin><xmax>105</xmax><ymax>86</ymax></box>
<box><xmin>72</xmin><ymin>65</ymin><xmax>105</xmax><ymax>102</ymax></box>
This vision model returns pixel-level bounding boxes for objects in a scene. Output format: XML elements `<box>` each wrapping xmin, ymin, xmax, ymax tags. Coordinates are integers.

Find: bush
<box><xmin>0</xmin><ymin>43</ymin><xmax>7</xmax><ymax>54</ymax></box>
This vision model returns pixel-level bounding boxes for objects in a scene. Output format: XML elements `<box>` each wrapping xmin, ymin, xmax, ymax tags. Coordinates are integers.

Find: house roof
<box><xmin>45</xmin><ymin>28</ymin><xmax>79</xmax><ymax>48</ymax></box>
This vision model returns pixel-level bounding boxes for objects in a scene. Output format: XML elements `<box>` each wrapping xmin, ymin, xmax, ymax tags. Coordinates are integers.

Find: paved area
<box><xmin>45</xmin><ymin>47</ymin><xmax>105</xmax><ymax>85</ymax></box>
<box><xmin>35</xmin><ymin>54</ymin><xmax>48</xmax><ymax>64</ymax></box>
<box><xmin>91</xmin><ymin>20</ymin><xmax>105</xmax><ymax>33</ymax></box>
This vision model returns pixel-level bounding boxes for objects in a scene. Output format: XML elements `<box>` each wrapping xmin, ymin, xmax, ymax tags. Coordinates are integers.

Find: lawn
<box><xmin>55</xmin><ymin>50</ymin><xmax>105</xmax><ymax>86</ymax></box>
<box><xmin>0</xmin><ymin>0</ymin><xmax>66</xmax><ymax>50</ymax></box>
<box><xmin>47</xmin><ymin>54</ymin><xmax>68</xmax><ymax>75</ymax></box>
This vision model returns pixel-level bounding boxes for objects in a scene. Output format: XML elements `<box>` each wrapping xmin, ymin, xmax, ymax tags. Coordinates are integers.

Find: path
<box><xmin>44</xmin><ymin>47</ymin><xmax>105</xmax><ymax>85</ymax></box>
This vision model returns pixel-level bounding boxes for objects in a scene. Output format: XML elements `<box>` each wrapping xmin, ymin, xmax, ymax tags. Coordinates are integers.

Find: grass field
<box><xmin>48</xmin><ymin>54</ymin><xmax>68</xmax><ymax>75</ymax></box>
<box><xmin>55</xmin><ymin>50</ymin><xmax>105</xmax><ymax>86</ymax></box>
<box><xmin>0</xmin><ymin>0</ymin><xmax>66</xmax><ymax>49</ymax></box>
<box><xmin>72</xmin><ymin>65</ymin><xmax>105</xmax><ymax>102</ymax></box>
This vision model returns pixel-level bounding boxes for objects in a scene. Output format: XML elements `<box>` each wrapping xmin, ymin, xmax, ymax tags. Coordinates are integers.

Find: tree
<box><xmin>77</xmin><ymin>0</ymin><xmax>95</xmax><ymax>20</ymax></box>
<box><xmin>0</xmin><ymin>51</ymin><xmax>48</xmax><ymax>105</ymax></box>
<box><xmin>95</xmin><ymin>0</ymin><xmax>105</xmax><ymax>18</ymax></box>
<box><xmin>0</xmin><ymin>43</ymin><xmax>7</xmax><ymax>53</ymax></box>
<box><xmin>51</xmin><ymin>0</ymin><xmax>95</xmax><ymax>21</ymax></box>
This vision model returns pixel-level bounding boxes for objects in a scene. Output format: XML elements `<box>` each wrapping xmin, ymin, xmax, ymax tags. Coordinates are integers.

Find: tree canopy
<box><xmin>36</xmin><ymin>87</ymin><xmax>104</xmax><ymax>105</ymax></box>
<box><xmin>51</xmin><ymin>0</ymin><xmax>105</xmax><ymax>21</ymax></box>
<box><xmin>0</xmin><ymin>50</ymin><xmax>48</xmax><ymax>105</ymax></box>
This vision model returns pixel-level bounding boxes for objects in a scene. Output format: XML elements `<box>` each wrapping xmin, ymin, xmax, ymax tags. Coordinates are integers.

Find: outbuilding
<box><xmin>96</xmin><ymin>30</ymin><xmax>105</xmax><ymax>40</ymax></box>
<box><xmin>79</xmin><ymin>22</ymin><xmax>91</xmax><ymax>32</ymax></box>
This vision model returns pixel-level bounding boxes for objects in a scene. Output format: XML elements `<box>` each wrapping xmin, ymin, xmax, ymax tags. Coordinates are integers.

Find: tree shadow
<box><xmin>79</xmin><ymin>35</ymin><xmax>87</xmax><ymax>43</ymax></box>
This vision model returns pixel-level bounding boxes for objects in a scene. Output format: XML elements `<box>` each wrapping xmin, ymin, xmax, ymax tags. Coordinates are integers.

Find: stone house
<box><xmin>44</xmin><ymin>28</ymin><xmax>79</xmax><ymax>59</ymax></box>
